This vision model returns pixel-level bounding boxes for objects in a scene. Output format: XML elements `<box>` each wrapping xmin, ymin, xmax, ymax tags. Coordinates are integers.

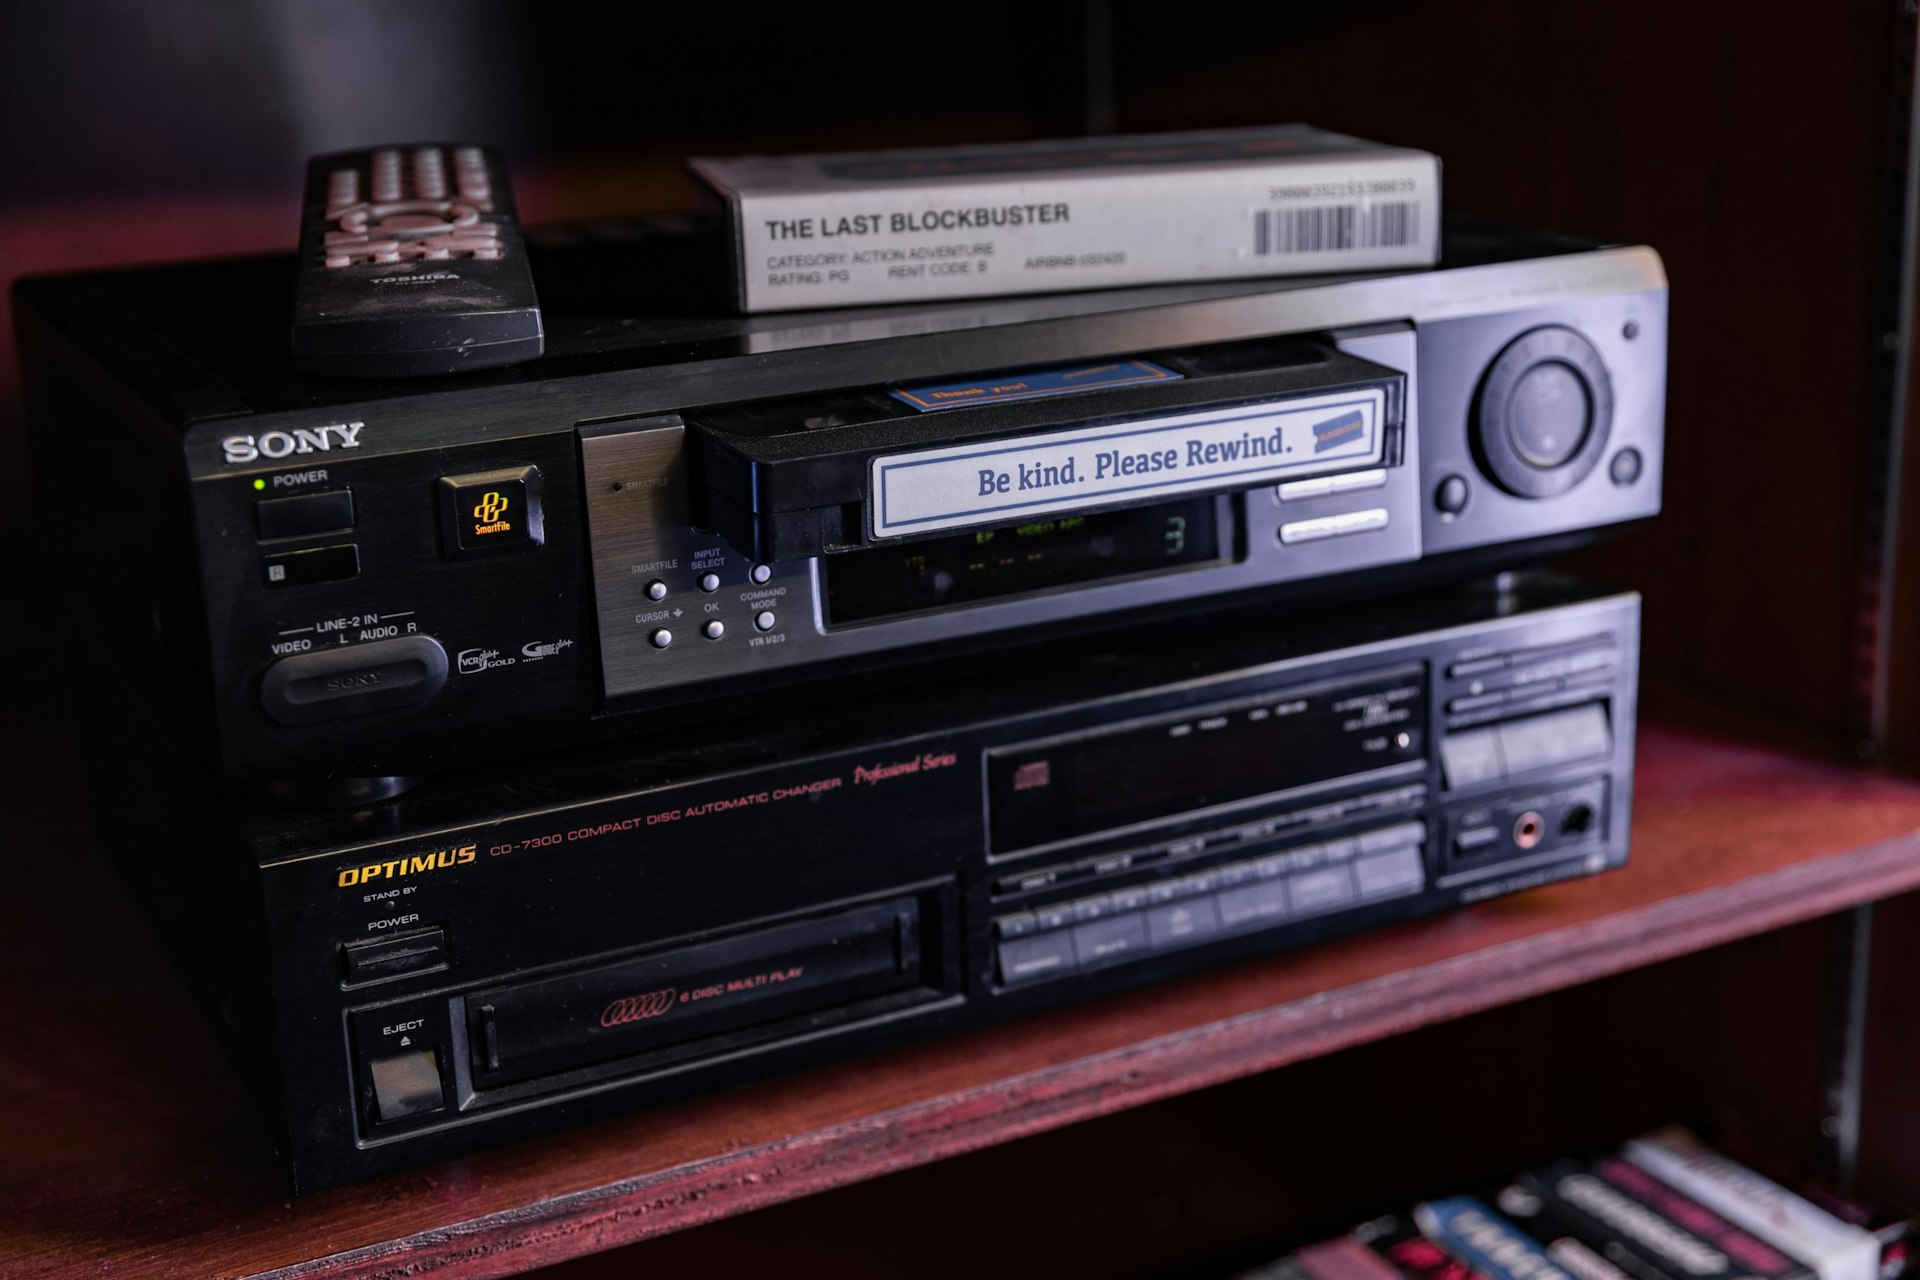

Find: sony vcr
<box><xmin>18</xmin><ymin>220</ymin><xmax>1665</xmax><ymax>788</ymax></box>
<box><xmin>91</xmin><ymin>574</ymin><xmax>1639</xmax><ymax>1189</ymax></box>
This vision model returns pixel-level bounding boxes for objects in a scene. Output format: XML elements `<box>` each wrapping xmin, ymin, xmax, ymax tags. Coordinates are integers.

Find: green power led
<box><xmin>253</xmin><ymin>478</ymin><xmax>265</xmax><ymax>490</ymax></box>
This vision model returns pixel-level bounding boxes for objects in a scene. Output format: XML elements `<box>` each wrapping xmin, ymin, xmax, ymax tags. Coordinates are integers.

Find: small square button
<box><xmin>367</xmin><ymin>1047</ymin><xmax>444</xmax><ymax>1122</ymax></box>
<box><xmin>438</xmin><ymin>466</ymin><xmax>543</xmax><ymax>558</ymax></box>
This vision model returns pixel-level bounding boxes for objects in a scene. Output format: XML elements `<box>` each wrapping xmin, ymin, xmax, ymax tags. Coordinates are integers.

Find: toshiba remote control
<box><xmin>291</xmin><ymin>144</ymin><xmax>544</xmax><ymax>378</ymax></box>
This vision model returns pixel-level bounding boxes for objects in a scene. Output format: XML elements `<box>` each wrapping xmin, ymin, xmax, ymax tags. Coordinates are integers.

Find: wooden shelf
<box><xmin>8</xmin><ymin>724</ymin><xmax>1920</xmax><ymax>1279</ymax></box>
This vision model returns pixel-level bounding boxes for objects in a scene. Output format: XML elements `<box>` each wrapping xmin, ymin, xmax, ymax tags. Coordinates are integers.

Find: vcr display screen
<box><xmin>824</xmin><ymin>497</ymin><xmax>1224</xmax><ymax>625</ymax></box>
<box><xmin>988</xmin><ymin>668</ymin><xmax>1426</xmax><ymax>854</ymax></box>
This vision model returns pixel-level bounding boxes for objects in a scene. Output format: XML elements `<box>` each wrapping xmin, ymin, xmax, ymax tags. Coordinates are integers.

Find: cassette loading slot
<box><xmin>686</xmin><ymin>335</ymin><xmax>1407</xmax><ymax>561</ymax></box>
<box><xmin>465</xmin><ymin>897</ymin><xmax>925</xmax><ymax>1089</ymax></box>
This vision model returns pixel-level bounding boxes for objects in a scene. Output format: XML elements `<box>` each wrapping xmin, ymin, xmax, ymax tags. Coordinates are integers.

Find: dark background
<box><xmin>2</xmin><ymin>5</ymin><xmax>1915</xmax><ymax>1276</ymax></box>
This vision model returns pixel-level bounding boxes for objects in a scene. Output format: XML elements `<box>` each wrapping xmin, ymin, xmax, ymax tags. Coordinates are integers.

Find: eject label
<box><xmin>870</xmin><ymin>387</ymin><xmax>1384</xmax><ymax>538</ymax></box>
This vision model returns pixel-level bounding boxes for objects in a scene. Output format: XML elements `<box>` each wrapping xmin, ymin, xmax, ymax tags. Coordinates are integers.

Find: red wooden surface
<box><xmin>6</xmin><ymin>724</ymin><xmax>1920</xmax><ymax>1280</ymax></box>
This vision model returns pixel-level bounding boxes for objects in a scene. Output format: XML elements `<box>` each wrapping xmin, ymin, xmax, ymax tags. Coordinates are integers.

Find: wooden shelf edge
<box><xmin>266</xmin><ymin>824</ymin><xmax>1920</xmax><ymax>1280</ymax></box>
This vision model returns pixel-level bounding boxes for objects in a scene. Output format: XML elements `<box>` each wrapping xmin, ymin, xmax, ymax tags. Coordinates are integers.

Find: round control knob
<box><xmin>649</xmin><ymin>628</ymin><xmax>673</xmax><ymax>649</ymax></box>
<box><xmin>1434</xmin><ymin>473</ymin><xmax>1470</xmax><ymax>517</ymax></box>
<box><xmin>645</xmin><ymin>579</ymin><xmax>668</xmax><ymax>601</ymax></box>
<box><xmin>703</xmin><ymin>620</ymin><xmax>725</xmax><ymax>640</ymax></box>
<box><xmin>1472</xmin><ymin>325</ymin><xmax>1614</xmax><ymax>499</ymax></box>
<box><xmin>754</xmin><ymin>610</ymin><xmax>776</xmax><ymax>631</ymax></box>
<box><xmin>750</xmin><ymin>564</ymin><xmax>772</xmax><ymax>585</ymax></box>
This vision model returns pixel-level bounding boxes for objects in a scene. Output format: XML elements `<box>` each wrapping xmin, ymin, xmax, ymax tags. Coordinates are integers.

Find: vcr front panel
<box><xmin>20</xmin><ymin>230</ymin><xmax>1665</xmax><ymax>787</ymax></box>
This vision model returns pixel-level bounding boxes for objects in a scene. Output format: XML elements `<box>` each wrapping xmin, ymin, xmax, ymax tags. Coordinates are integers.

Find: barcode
<box><xmin>1252</xmin><ymin>202</ymin><xmax>1419</xmax><ymax>255</ymax></box>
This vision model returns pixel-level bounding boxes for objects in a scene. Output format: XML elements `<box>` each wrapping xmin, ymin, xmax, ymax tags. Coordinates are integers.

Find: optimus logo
<box><xmin>601</xmin><ymin>988</ymin><xmax>677</xmax><ymax>1027</ymax></box>
<box><xmin>221</xmin><ymin>421</ymin><xmax>365</xmax><ymax>464</ymax></box>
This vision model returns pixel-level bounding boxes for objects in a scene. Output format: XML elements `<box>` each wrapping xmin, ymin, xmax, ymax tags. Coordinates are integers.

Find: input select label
<box><xmin>869</xmin><ymin>387</ymin><xmax>1384</xmax><ymax>539</ymax></box>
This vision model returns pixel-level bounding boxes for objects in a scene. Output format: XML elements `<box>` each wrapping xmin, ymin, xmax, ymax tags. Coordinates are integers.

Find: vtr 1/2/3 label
<box><xmin>868</xmin><ymin>387</ymin><xmax>1384</xmax><ymax>539</ymax></box>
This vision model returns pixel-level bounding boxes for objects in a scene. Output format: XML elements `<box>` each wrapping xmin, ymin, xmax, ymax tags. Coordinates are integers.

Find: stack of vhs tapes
<box><xmin>1241</xmin><ymin>1129</ymin><xmax>1911</xmax><ymax>1280</ymax></box>
<box><xmin>18</xmin><ymin>125</ymin><xmax>1667</xmax><ymax>1188</ymax></box>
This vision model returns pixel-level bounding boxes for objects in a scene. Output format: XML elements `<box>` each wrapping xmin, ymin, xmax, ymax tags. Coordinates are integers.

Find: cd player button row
<box><xmin>1031</xmin><ymin>903</ymin><xmax>1072</xmax><ymax>931</ymax></box>
<box><xmin>1277</xmin><ymin>476</ymin><xmax>1335</xmax><ymax>502</ymax></box>
<box><xmin>1497</xmin><ymin>705</ymin><xmax>1612</xmax><ymax>775</ymax></box>
<box><xmin>993</xmin><ymin>912</ymin><xmax>1037</xmax><ymax>939</ymax></box>
<box><xmin>1288</xmin><ymin>865</ymin><xmax>1358</xmax><ymax>916</ymax></box>
<box><xmin>1071</xmin><ymin>913</ymin><xmax>1149</xmax><ymax>966</ymax></box>
<box><xmin>1146</xmin><ymin>898</ymin><xmax>1222</xmax><ymax>948</ymax></box>
<box><xmin>342</xmin><ymin>927</ymin><xmax>448</xmax><ymax>985</ymax></box>
<box><xmin>1147</xmin><ymin>879</ymin><xmax>1183</xmax><ymax>905</ymax></box>
<box><xmin>1252</xmin><ymin>853</ymin><xmax>1289</xmax><ymax>879</ymax></box>
<box><xmin>755</xmin><ymin>610</ymin><xmax>776</xmax><ymax>631</ymax></box>
<box><xmin>260</xmin><ymin>635</ymin><xmax>449</xmax><ymax>726</ymax></box>
<box><xmin>1439</xmin><ymin>728</ymin><xmax>1504</xmax><ymax>788</ymax></box>
<box><xmin>1109</xmin><ymin>885</ymin><xmax>1148</xmax><ymax>912</ymax></box>
<box><xmin>699</xmin><ymin>572</ymin><xmax>720</xmax><ymax>592</ymax></box>
<box><xmin>367</xmin><ymin>1047</ymin><xmax>446</xmax><ymax>1123</ymax></box>
<box><xmin>1447</xmin><ymin>691</ymin><xmax>1509</xmax><ymax>713</ymax></box>
<box><xmin>256</xmin><ymin>488</ymin><xmax>355</xmax><ymax>540</ymax></box>
<box><xmin>998</xmin><ymin>932</ymin><xmax>1076</xmax><ymax>986</ymax></box>
<box><xmin>1215</xmin><ymin>861</ymin><xmax>1255</xmax><ymax>888</ymax></box>
<box><xmin>1354</xmin><ymin>847</ymin><xmax>1426</xmax><ymax>900</ymax></box>
<box><xmin>1319</xmin><ymin>836</ymin><xmax>1359</xmax><ymax>862</ymax></box>
<box><xmin>1216</xmin><ymin>880</ymin><xmax>1292</xmax><ymax>931</ymax></box>
<box><xmin>1331</xmin><ymin>468</ymin><xmax>1388</xmax><ymax>494</ymax></box>
<box><xmin>1069</xmin><ymin>893</ymin><xmax>1113</xmax><ymax>923</ymax></box>
<box><xmin>262</xmin><ymin>543</ymin><xmax>359</xmax><ymax>588</ymax></box>
<box><xmin>1357</xmin><ymin>821</ymin><xmax>1427</xmax><ymax>854</ymax></box>
<box><xmin>1447</xmin><ymin>654</ymin><xmax>1510</xmax><ymax>679</ymax></box>
<box><xmin>1179</xmin><ymin>868</ymin><xmax>1222</xmax><ymax>896</ymax></box>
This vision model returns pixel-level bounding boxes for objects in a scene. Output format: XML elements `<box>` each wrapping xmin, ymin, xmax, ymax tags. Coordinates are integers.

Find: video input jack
<box><xmin>1513</xmin><ymin>810</ymin><xmax>1545</xmax><ymax>850</ymax></box>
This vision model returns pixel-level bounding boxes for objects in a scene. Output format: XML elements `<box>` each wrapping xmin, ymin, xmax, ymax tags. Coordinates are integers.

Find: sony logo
<box><xmin>221</xmin><ymin>421</ymin><xmax>364</xmax><ymax>464</ymax></box>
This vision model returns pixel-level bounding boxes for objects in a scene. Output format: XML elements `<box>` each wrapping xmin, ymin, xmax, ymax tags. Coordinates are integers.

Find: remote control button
<box><xmin>260</xmin><ymin>635</ymin><xmax>448</xmax><ymax>726</ymax></box>
<box><xmin>437</xmin><ymin>466</ymin><xmax>544</xmax><ymax>559</ymax></box>
<box><xmin>256</xmin><ymin>489</ymin><xmax>355</xmax><ymax>540</ymax></box>
<box><xmin>750</xmin><ymin>564</ymin><xmax>772</xmax><ymax>584</ymax></box>
<box><xmin>367</xmin><ymin>1048</ymin><xmax>444</xmax><ymax>1123</ymax></box>
<box><xmin>645</xmin><ymin>580</ymin><xmax>668</xmax><ymax>601</ymax></box>
<box><xmin>650</xmin><ymin>628</ymin><xmax>673</xmax><ymax>649</ymax></box>
<box><xmin>1435</xmin><ymin>473</ymin><xmax>1470</xmax><ymax>516</ymax></box>
<box><xmin>262</xmin><ymin>543</ymin><xmax>359</xmax><ymax>589</ymax></box>
<box><xmin>702</xmin><ymin>620</ymin><xmax>725</xmax><ymax>640</ymax></box>
<box><xmin>754</xmin><ymin>610</ymin><xmax>776</xmax><ymax>631</ymax></box>
<box><xmin>699</xmin><ymin>572</ymin><xmax>721</xmax><ymax>592</ymax></box>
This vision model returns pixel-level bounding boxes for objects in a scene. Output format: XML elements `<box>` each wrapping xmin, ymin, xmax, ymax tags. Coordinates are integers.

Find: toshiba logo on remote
<box><xmin>221</xmin><ymin>421</ymin><xmax>365</xmax><ymax>464</ymax></box>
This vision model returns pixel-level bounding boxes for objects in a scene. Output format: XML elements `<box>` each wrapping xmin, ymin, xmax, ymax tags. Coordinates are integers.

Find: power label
<box><xmin>869</xmin><ymin>386</ymin><xmax>1384</xmax><ymax>539</ymax></box>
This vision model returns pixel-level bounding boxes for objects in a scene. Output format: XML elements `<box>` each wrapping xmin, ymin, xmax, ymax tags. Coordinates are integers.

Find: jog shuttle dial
<box><xmin>1471</xmin><ymin>325</ymin><xmax>1614</xmax><ymax>498</ymax></box>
